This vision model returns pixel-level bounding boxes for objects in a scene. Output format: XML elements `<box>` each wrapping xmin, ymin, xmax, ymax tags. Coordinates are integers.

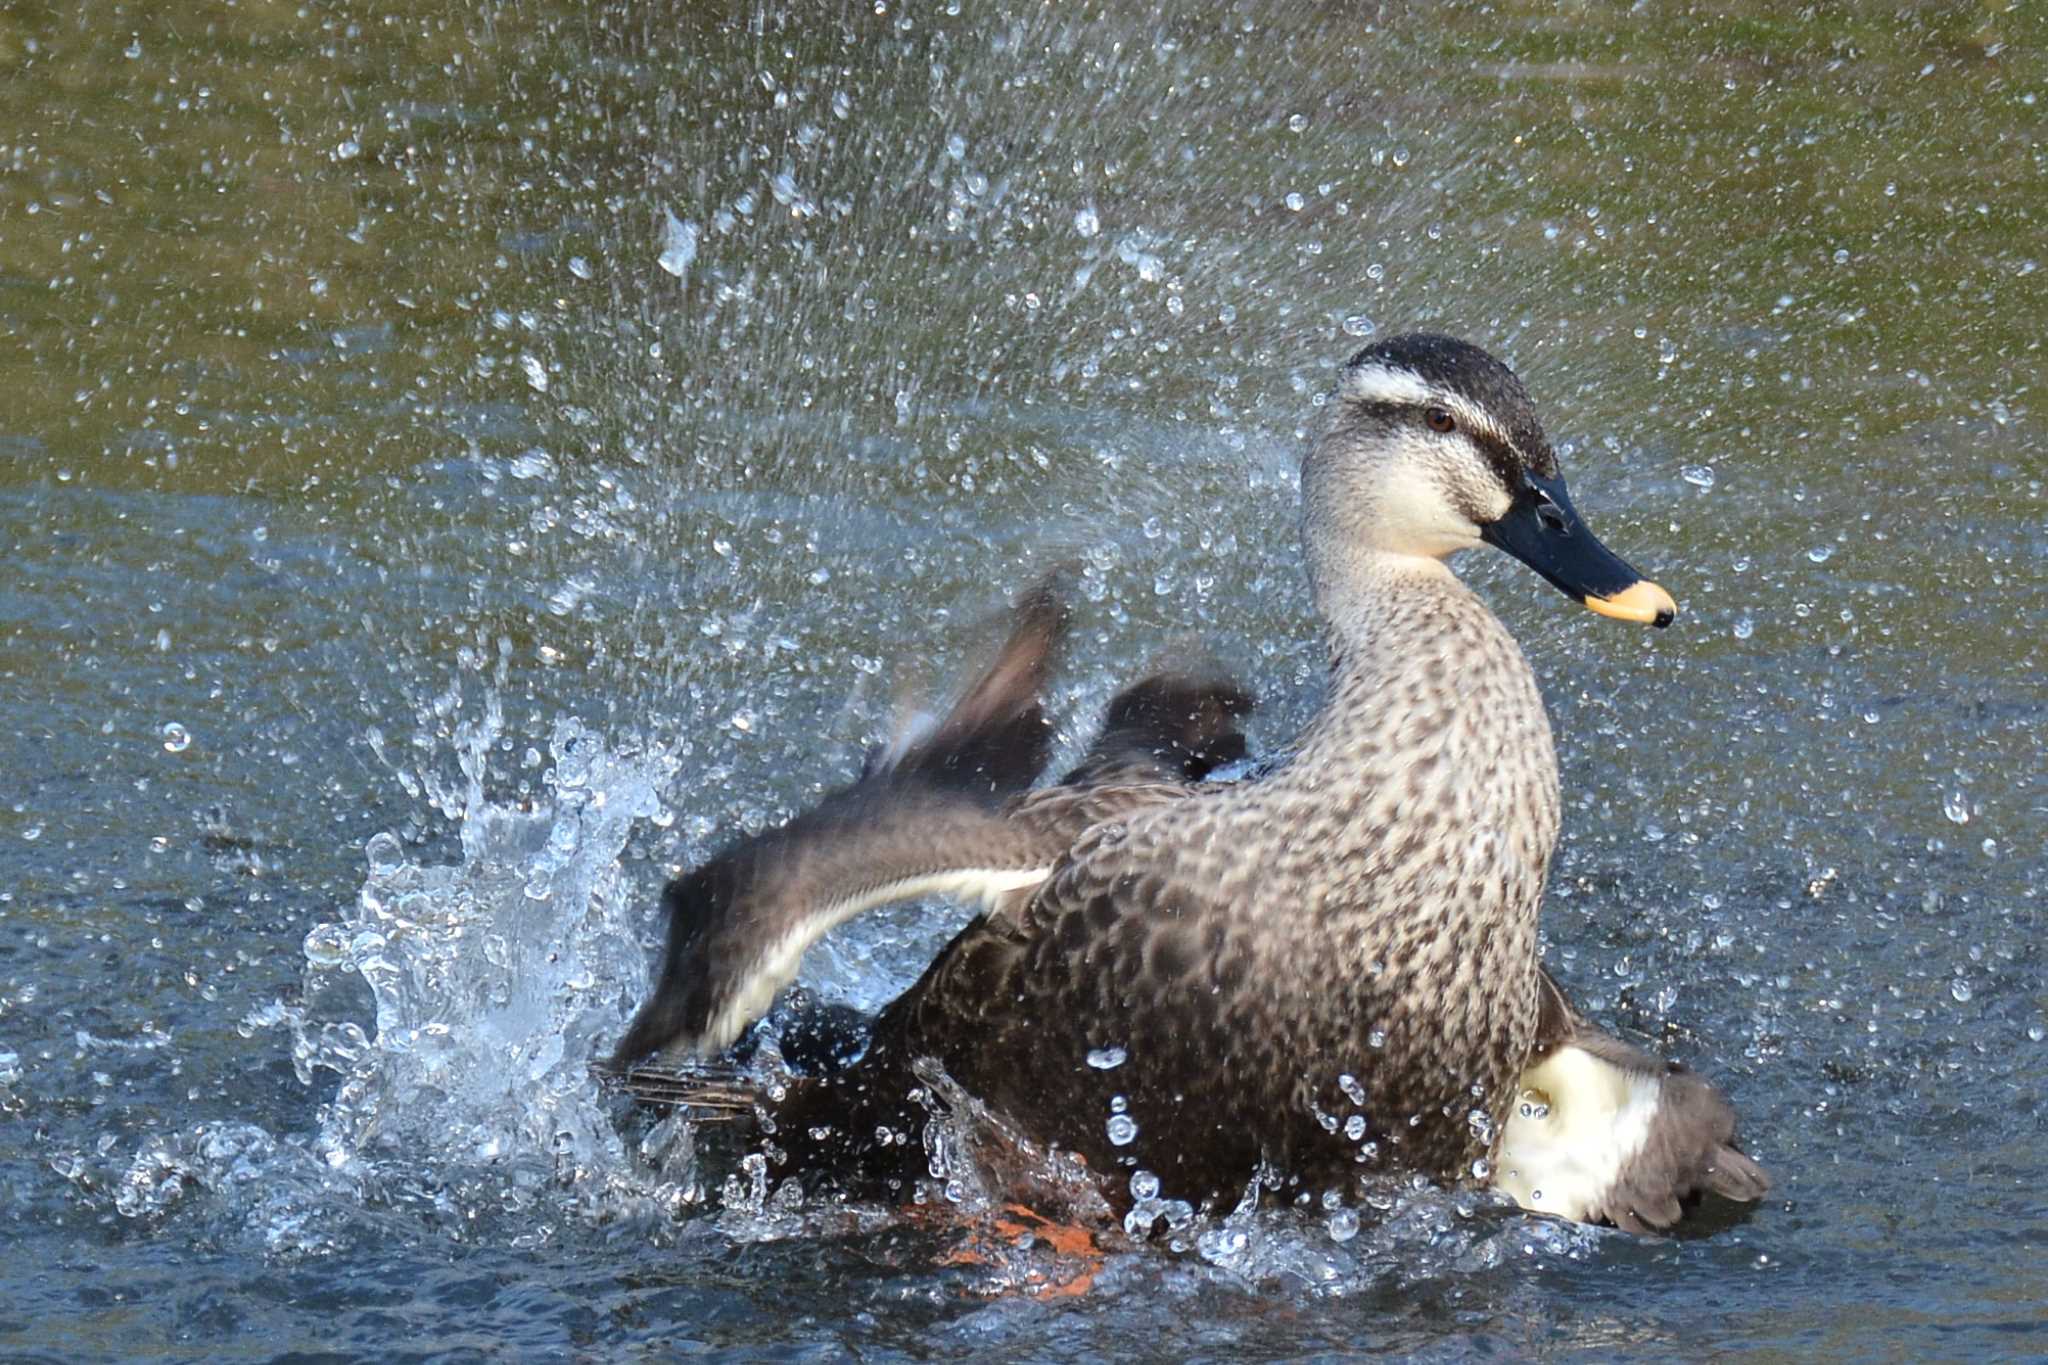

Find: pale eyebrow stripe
<box><xmin>1436</xmin><ymin>393</ymin><xmax>1510</xmax><ymax>448</ymax></box>
<box><xmin>1342</xmin><ymin>366</ymin><xmax>1511</xmax><ymax>450</ymax></box>
<box><xmin>1341</xmin><ymin>363</ymin><xmax>1433</xmax><ymax>406</ymax></box>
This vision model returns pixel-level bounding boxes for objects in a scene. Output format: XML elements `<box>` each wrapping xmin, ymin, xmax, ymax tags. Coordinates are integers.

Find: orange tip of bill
<box><xmin>1586</xmin><ymin>579</ymin><xmax>1678</xmax><ymax>627</ymax></box>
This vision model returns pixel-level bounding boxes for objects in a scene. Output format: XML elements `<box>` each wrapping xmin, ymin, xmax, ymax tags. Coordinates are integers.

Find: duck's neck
<box><xmin>1281</xmin><ymin>549</ymin><xmax>1562</xmax><ymax>956</ymax></box>
<box><xmin>1259</xmin><ymin>550</ymin><xmax>1562</xmax><ymax>1174</ymax></box>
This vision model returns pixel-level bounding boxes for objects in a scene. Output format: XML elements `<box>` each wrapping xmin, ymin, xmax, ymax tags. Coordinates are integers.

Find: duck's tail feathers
<box><xmin>1498</xmin><ymin>968</ymin><xmax>1771</xmax><ymax>1233</ymax></box>
<box><xmin>611</xmin><ymin>580</ymin><xmax>1072</xmax><ymax>1070</ymax></box>
<box><xmin>1572</xmin><ymin>1032</ymin><xmax>1771</xmax><ymax>1232</ymax></box>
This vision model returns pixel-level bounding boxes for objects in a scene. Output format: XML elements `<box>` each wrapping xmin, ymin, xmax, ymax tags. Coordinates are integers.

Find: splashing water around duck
<box><xmin>112</xmin><ymin>684</ymin><xmax>700</xmax><ymax>1257</ymax></box>
<box><xmin>255</xmin><ymin>693</ymin><xmax>676</xmax><ymax>1198</ymax></box>
<box><xmin>209</xmin><ymin>662</ymin><xmax>1587</xmax><ymax>1284</ymax></box>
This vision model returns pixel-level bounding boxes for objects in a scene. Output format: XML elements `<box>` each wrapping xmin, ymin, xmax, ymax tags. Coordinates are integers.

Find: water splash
<box><xmin>227</xmin><ymin>691</ymin><xmax>682</xmax><ymax>1241</ymax></box>
<box><xmin>328</xmin><ymin>709</ymin><xmax>661</xmax><ymax>1159</ymax></box>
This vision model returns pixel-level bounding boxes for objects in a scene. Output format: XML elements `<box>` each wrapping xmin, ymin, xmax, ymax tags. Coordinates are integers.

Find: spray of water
<box><xmin>99</xmin><ymin>659</ymin><xmax>1611</xmax><ymax>1287</ymax></box>
<box><xmin>95</xmin><ymin>677</ymin><xmax>692</xmax><ymax>1254</ymax></box>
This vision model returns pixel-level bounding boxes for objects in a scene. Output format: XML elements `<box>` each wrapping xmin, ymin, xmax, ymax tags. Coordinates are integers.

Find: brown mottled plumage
<box><xmin>609</xmin><ymin>335</ymin><xmax>1767</xmax><ymax>1230</ymax></box>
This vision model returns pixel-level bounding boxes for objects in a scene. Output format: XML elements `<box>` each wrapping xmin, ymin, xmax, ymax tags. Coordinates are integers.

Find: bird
<box><xmin>607</xmin><ymin>333</ymin><xmax>1769</xmax><ymax>1233</ymax></box>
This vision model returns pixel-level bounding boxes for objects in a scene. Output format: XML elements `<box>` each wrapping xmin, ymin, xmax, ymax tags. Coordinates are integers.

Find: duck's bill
<box><xmin>1480</xmin><ymin>471</ymin><xmax>1677</xmax><ymax>628</ymax></box>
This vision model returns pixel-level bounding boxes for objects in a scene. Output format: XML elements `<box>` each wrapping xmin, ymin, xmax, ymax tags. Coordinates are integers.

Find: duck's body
<box><xmin>850</xmin><ymin>560</ymin><xmax>1560</xmax><ymax>1206</ymax></box>
<box><xmin>612</xmin><ymin>335</ymin><xmax>1767</xmax><ymax>1229</ymax></box>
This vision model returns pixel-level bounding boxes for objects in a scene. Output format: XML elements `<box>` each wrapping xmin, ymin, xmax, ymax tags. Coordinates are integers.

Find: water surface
<box><xmin>2</xmin><ymin>2</ymin><xmax>2043</xmax><ymax>1358</ymax></box>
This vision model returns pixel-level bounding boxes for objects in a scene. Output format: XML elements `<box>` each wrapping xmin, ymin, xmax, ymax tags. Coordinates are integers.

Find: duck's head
<box><xmin>1303</xmin><ymin>333</ymin><xmax>1675</xmax><ymax>628</ymax></box>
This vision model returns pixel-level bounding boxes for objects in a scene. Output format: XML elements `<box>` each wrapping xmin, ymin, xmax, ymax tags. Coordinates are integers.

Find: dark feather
<box><xmin>610</xmin><ymin>579</ymin><xmax>1072</xmax><ymax>1067</ymax></box>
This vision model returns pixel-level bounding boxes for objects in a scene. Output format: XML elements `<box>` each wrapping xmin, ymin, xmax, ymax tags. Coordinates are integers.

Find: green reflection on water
<box><xmin>2</xmin><ymin>1</ymin><xmax>2037</xmax><ymax>503</ymax></box>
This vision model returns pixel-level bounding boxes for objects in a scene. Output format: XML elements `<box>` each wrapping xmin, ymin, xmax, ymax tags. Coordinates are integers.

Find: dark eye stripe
<box><xmin>1342</xmin><ymin>396</ymin><xmax>1543</xmax><ymax>490</ymax></box>
<box><xmin>1472</xmin><ymin>430</ymin><xmax>1525</xmax><ymax>489</ymax></box>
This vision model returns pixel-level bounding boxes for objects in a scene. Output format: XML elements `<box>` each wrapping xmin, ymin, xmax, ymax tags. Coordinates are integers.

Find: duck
<box><xmin>608</xmin><ymin>333</ymin><xmax>1769</xmax><ymax>1232</ymax></box>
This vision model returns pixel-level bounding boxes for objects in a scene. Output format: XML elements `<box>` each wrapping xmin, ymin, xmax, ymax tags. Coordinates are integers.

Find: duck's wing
<box><xmin>1494</xmin><ymin>967</ymin><xmax>1771</xmax><ymax>1232</ymax></box>
<box><xmin>1057</xmin><ymin>654</ymin><xmax>1255</xmax><ymax>788</ymax></box>
<box><xmin>599</xmin><ymin>665</ymin><xmax>1248</xmax><ymax>1119</ymax></box>
<box><xmin>610</xmin><ymin>582</ymin><xmax>1259</xmax><ymax>1071</ymax></box>
<box><xmin>610</xmin><ymin>581</ymin><xmax>1073</xmax><ymax>1067</ymax></box>
<box><xmin>868</xmin><ymin>783</ymin><xmax>1308</xmax><ymax>1210</ymax></box>
<box><xmin>960</xmin><ymin>654</ymin><xmax>1253</xmax><ymax>906</ymax></box>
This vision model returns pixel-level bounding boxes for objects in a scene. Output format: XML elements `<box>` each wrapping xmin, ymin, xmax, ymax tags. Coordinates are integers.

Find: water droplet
<box><xmin>1129</xmin><ymin>1169</ymin><xmax>1160</xmax><ymax>1201</ymax></box>
<box><xmin>1942</xmin><ymin>790</ymin><xmax>1970</xmax><ymax>824</ymax></box>
<box><xmin>1807</xmin><ymin>544</ymin><xmax>1834</xmax><ymax>563</ymax></box>
<box><xmin>333</xmin><ymin>139</ymin><xmax>360</xmax><ymax>161</ymax></box>
<box><xmin>1072</xmin><ymin>205</ymin><xmax>1100</xmax><ymax>238</ymax></box>
<box><xmin>657</xmin><ymin>210</ymin><xmax>699</xmax><ymax>278</ymax></box>
<box><xmin>1326</xmin><ymin>1207</ymin><xmax>1359</xmax><ymax>1241</ymax></box>
<box><xmin>1197</xmin><ymin>1225</ymin><xmax>1249</xmax><ymax>1261</ymax></box>
<box><xmin>124</xmin><ymin>37</ymin><xmax>142</xmax><ymax>59</ymax></box>
<box><xmin>364</xmin><ymin>832</ymin><xmax>404</xmax><ymax>875</ymax></box>
<box><xmin>1115</xmin><ymin>234</ymin><xmax>1164</xmax><ymax>282</ymax></box>
<box><xmin>767</xmin><ymin>168</ymin><xmax>813</xmax><ymax>217</ymax></box>
<box><xmin>1342</xmin><ymin>314</ymin><xmax>1376</xmax><ymax>338</ymax></box>
<box><xmin>1338</xmin><ymin>1073</ymin><xmax>1367</xmax><ymax>1104</ymax></box>
<box><xmin>1471</xmin><ymin>1157</ymin><xmax>1491</xmax><ymax>1179</ymax></box>
<box><xmin>520</xmin><ymin>354</ymin><xmax>548</xmax><ymax>392</ymax></box>
<box><xmin>20</xmin><ymin>824</ymin><xmax>41</xmax><ymax>842</ymax></box>
<box><xmin>1681</xmin><ymin>464</ymin><xmax>1716</xmax><ymax>489</ymax></box>
<box><xmin>2028</xmin><ymin>1024</ymin><xmax>2045</xmax><ymax>1043</ymax></box>
<box><xmin>1366</xmin><ymin>1028</ymin><xmax>1387</xmax><ymax>1049</ymax></box>
<box><xmin>567</xmin><ymin>256</ymin><xmax>592</xmax><ymax>281</ymax></box>
<box><xmin>508</xmin><ymin>448</ymin><xmax>553</xmax><ymax>481</ymax></box>
<box><xmin>1287</xmin><ymin>113</ymin><xmax>1309</xmax><ymax>132</ymax></box>
<box><xmin>1086</xmin><ymin>1046</ymin><xmax>1127</xmax><ymax>1070</ymax></box>
<box><xmin>160</xmin><ymin>722</ymin><xmax>192</xmax><ymax>753</ymax></box>
<box><xmin>1950</xmin><ymin>979</ymin><xmax>1973</xmax><ymax>1004</ymax></box>
<box><xmin>302</xmin><ymin>923</ymin><xmax>350</xmax><ymax>970</ymax></box>
<box><xmin>1343</xmin><ymin>1114</ymin><xmax>1367</xmax><ymax>1141</ymax></box>
<box><xmin>1517</xmin><ymin>1087</ymin><xmax>1552</xmax><ymax>1120</ymax></box>
<box><xmin>1284</xmin><ymin>191</ymin><xmax>1305</xmax><ymax>212</ymax></box>
<box><xmin>1106</xmin><ymin>1113</ymin><xmax>1139</xmax><ymax>1146</ymax></box>
<box><xmin>1732</xmin><ymin>616</ymin><xmax>1755</xmax><ymax>641</ymax></box>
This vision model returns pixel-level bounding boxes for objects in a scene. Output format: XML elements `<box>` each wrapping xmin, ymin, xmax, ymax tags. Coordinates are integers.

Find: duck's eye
<box><xmin>1424</xmin><ymin>407</ymin><xmax>1456</xmax><ymax>433</ymax></box>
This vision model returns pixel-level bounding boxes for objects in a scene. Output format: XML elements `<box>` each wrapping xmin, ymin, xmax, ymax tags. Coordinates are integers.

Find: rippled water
<box><xmin>3</xmin><ymin>1</ymin><xmax>2043</xmax><ymax>1357</ymax></box>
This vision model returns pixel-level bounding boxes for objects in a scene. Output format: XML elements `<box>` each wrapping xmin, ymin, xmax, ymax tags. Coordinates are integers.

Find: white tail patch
<box><xmin>1493</xmin><ymin>1044</ymin><xmax>1662</xmax><ymax>1222</ymax></box>
<box><xmin>699</xmin><ymin>865</ymin><xmax>1051</xmax><ymax>1054</ymax></box>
